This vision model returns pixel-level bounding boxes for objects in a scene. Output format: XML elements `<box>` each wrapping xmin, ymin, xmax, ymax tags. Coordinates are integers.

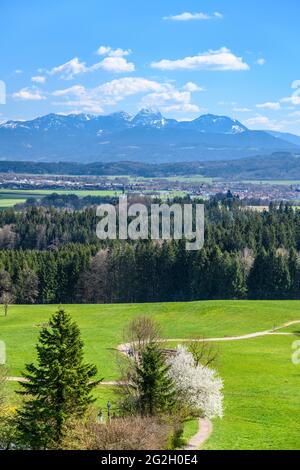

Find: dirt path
<box><xmin>118</xmin><ymin>319</ymin><xmax>300</xmax><ymax>354</ymax></box>
<box><xmin>5</xmin><ymin>318</ymin><xmax>300</xmax><ymax>452</ymax></box>
<box><xmin>184</xmin><ymin>418</ymin><xmax>213</xmax><ymax>451</ymax></box>
<box><xmin>9</xmin><ymin>320</ymin><xmax>300</xmax><ymax>384</ymax></box>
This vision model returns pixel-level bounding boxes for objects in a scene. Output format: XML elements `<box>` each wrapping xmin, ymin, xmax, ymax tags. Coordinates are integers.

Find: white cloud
<box><xmin>245</xmin><ymin>114</ymin><xmax>282</xmax><ymax>130</ymax></box>
<box><xmin>151</xmin><ymin>47</ymin><xmax>249</xmax><ymax>71</ymax></box>
<box><xmin>281</xmin><ymin>80</ymin><xmax>300</xmax><ymax>106</ymax></box>
<box><xmin>98</xmin><ymin>77</ymin><xmax>164</xmax><ymax>99</ymax></box>
<box><xmin>159</xmin><ymin>103</ymin><xmax>200</xmax><ymax>114</ymax></box>
<box><xmin>49</xmin><ymin>54</ymin><xmax>135</xmax><ymax>79</ymax></box>
<box><xmin>96</xmin><ymin>46</ymin><xmax>131</xmax><ymax>57</ymax></box>
<box><xmin>233</xmin><ymin>107</ymin><xmax>251</xmax><ymax>112</ymax></box>
<box><xmin>90</xmin><ymin>57</ymin><xmax>135</xmax><ymax>73</ymax></box>
<box><xmin>52</xmin><ymin>77</ymin><xmax>200</xmax><ymax>115</ymax></box>
<box><xmin>31</xmin><ymin>75</ymin><xmax>46</xmax><ymax>84</ymax></box>
<box><xmin>52</xmin><ymin>78</ymin><xmax>163</xmax><ymax>113</ymax></box>
<box><xmin>256</xmin><ymin>58</ymin><xmax>266</xmax><ymax>66</ymax></box>
<box><xmin>141</xmin><ymin>89</ymin><xmax>199</xmax><ymax>113</ymax></box>
<box><xmin>52</xmin><ymin>85</ymin><xmax>86</xmax><ymax>97</ymax></box>
<box><xmin>291</xmin><ymin>80</ymin><xmax>300</xmax><ymax>89</ymax></box>
<box><xmin>183</xmin><ymin>82</ymin><xmax>204</xmax><ymax>92</ymax></box>
<box><xmin>97</xmin><ymin>46</ymin><xmax>112</xmax><ymax>56</ymax></box>
<box><xmin>12</xmin><ymin>87</ymin><xmax>46</xmax><ymax>101</ymax></box>
<box><xmin>256</xmin><ymin>102</ymin><xmax>281</xmax><ymax>110</ymax></box>
<box><xmin>282</xmin><ymin>96</ymin><xmax>300</xmax><ymax>106</ymax></box>
<box><xmin>49</xmin><ymin>57</ymin><xmax>86</xmax><ymax>80</ymax></box>
<box><xmin>164</xmin><ymin>11</ymin><xmax>223</xmax><ymax>21</ymax></box>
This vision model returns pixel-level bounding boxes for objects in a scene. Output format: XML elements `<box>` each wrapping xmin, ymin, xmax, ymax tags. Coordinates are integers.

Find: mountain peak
<box><xmin>132</xmin><ymin>108</ymin><xmax>166</xmax><ymax>128</ymax></box>
<box><xmin>0</xmin><ymin>110</ymin><xmax>298</xmax><ymax>165</ymax></box>
<box><xmin>188</xmin><ymin>113</ymin><xmax>248</xmax><ymax>134</ymax></box>
<box><xmin>109</xmin><ymin>111</ymin><xmax>132</xmax><ymax>121</ymax></box>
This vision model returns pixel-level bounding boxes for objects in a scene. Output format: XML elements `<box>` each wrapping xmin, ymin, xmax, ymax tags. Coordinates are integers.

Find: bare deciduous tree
<box><xmin>0</xmin><ymin>292</ymin><xmax>13</xmax><ymax>317</ymax></box>
<box><xmin>123</xmin><ymin>316</ymin><xmax>162</xmax><ymax>356</ymax></box>
<box><xmin>76</xmin><ymin>250</ymin><xmax>109</xmax><ymax>303</ymax></box>
<box><xmin>0</xmin><ymin>225</ymin><xmax>17</xmax><ymax>249</ymax></box>
<box><xmin>187</xmin><ymin>339</ymin><xmax>219</xmax><ymax>367</ymax></box>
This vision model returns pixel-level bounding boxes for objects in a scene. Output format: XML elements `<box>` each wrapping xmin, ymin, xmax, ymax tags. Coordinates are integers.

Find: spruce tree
<box><xmin>135</xmin><ymin>343</ymin><xmax>175</xmax><ymax>417</ymax></box>
<box><xmin>17</xmin><ymin>308</ymin><xmax>99</xmax><ymax>449</ymax></box>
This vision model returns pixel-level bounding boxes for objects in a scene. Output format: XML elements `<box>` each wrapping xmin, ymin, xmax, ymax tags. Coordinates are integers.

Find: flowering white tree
<box><xmin>168</xmin><ymin>346</ymin><xmax>224</xmax><ymax>419</ymax></box>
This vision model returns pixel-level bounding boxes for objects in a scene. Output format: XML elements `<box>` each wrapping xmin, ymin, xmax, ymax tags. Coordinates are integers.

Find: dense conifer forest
<box><xmin>0</xmin><ymin>197</ymin><xmax>299</xmax><ymax>304</ymax></box>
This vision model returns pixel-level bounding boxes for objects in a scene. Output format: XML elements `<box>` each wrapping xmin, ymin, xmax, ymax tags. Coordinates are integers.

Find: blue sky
<box><xmin>1</xmin><ymin>0</ymin><xmax>300</xmax><ymax>134</ymax></box>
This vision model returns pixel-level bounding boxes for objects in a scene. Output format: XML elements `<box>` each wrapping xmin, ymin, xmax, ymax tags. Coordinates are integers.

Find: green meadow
<box><xmin>0</xmin><ymin>189</ymin><xmax>124</xmax><ymax>209</ymax></box>
<box><xmin>0</xmin><ymin>188</ymin><xmax>187</xmax><ymax>208</ymax></box>
<box><xmin>1</xmin><ymin>300</ymin><xmax>300</xmax><ymax>450</ymax></box>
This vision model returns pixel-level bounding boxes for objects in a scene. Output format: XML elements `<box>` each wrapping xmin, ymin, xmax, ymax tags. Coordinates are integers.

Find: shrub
<box><xmin>168</xmin><ymin>346</ymin><xmax>224</xmax><ymax>419</ymax></box>
<box><xmin>63</xmin><ymin>412</ymin><xmax>178</xmax><ymax>450</ymax></box>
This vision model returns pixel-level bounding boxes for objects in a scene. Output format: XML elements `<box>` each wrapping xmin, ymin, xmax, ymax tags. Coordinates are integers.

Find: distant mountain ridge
<box><xmin>267</xmin><ymin>130</ymin><xmax>300</xmax><ymax>147</ymax></box>
<box><xmin>0</xmin><ymin>109</ymin><xmax>299</xmax><ymax>163</ymax></box>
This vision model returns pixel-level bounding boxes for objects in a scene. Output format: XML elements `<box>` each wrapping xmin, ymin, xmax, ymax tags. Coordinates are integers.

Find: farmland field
<box><xmin>0</xmin><ymin>189</ymin><xmax>124</xmax><ymax>209</ymax></box>
<box><xmin>0</xmin><ymin>188</ymin><xmax>188</xmax><ymax>209</ymax></box>
<box><xmin>1</xmin><ymin>300</ymin><xmax>300</xmax><ymax>450</ymax></box>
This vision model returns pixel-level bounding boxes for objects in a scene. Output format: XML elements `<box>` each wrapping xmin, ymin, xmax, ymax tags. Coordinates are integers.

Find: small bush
<box><xmin>63</xmin><ymin>412</ymin><xmax>180</xmax><ymax>450</ymax></box>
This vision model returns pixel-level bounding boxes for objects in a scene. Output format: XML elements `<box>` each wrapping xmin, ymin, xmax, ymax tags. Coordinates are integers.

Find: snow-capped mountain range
<box><xmin>0</xmin><ymin>109</ymin><xmax>299</xmax><ymax>163</ymax></box>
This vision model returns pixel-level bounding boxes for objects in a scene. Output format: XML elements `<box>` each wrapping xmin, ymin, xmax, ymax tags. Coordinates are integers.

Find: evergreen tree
<box><xmin>134</xmin><ymin>343</ymin><xmax>175</xmax><ymax>416</ymax></box>
<box><xmin>288</xmin><ymin>249</ymin><xmax>300</xmax><ymax>297</ymax></box>
<box><xmin>247</xmin><ymin>248</ymin><xmax>269</xmax><ymax>298</ymax></box>
<box><xmin>17</xmin><ymin>309</ymin><xmax>99</xmax><ymax>449</ymax></box>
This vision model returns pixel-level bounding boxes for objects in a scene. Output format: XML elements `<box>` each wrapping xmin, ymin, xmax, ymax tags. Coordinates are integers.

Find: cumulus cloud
<box><xmin>256</xmin><ymin>58</ymin><xmax>266</xmax><ymax>66</ymax></box>
<box><xmin>256</xmin><ymin>102</ymin><xmax>281</xmax><ymax>110</ymax></box>
<box><xmin>183</xmin><ymin>82</ymin><xmax>204</xmax><ymax>92</ymax></box>
<box><xmin>164</xmin><ymin>11</ymin><xmax>223</xmax><ymax>21</ymax></box>
<box><xmin>96</xmin><ymin>46</ymin><xmax>131</xmax><ymax>57</ymax></box>
<box><xmin>292</xmin><ymin>80</ymin><xmax>300</xmax><ymax>90</ymax></box>
<box><xmin>52</xmin><ymin>77</ymin><xmax>201</xmax><ymax>115</ymax></box>
<box><xmin>52</xmin><ymin>85</ymin><xmax>86</xmax><ymax>97</ymax></box>
<box><xmin>49</xmin><ymin>53</ymin><xmax>135</xmax><ymax>79</ymax></box>
<box><xmin>244</xmin><ymin>114</ymin><xmax>282</xmax><ymax>130</ymax></box>
<box><xmin>141</xmin><ymin>89</ymin><xmax>199</xmax><ymax>114</ymax></box>
<box><xmin>151</xmin><ymin>48</ymin><xmax>249</xmax><ymax>71</ymax></box>
<box><xmin>49</xmin><ymin>57</ymin><xmax>86</xmax><ymax>80</ymax></box>
<box><xmin>12</xmin><ymin>87</ymin><xmax>46</xmax><ymax>101</ymax></box>
<box><xmin>281</xmin><ymin>80</ymin><xmax>300</xmax><ymax>106</ymax></box>
<box><xmin>90</xmin><ymin>57</ymin><xmax>135</xmax><ymax>73</ymax></box>
<box><xmin>31</xmin><ymin>75</ymin><xmax>46</xmax><ymax>84</ymax></box>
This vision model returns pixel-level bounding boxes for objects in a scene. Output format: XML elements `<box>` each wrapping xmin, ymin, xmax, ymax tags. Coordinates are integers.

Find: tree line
<box><xmin>0</xmin><ymin>200</ymin><xmax>299</xmax><ymax>304</ymax></box>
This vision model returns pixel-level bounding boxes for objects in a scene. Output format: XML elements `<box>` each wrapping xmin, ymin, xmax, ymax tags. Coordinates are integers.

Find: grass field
<box><xmin>0</xmin><ymin>189</ymin><xmax>124</xmax><ymax>209</ymax></box>
<box><xmin>0</xmin><ymin>188</ymin><xmax>188</xmax><ymax>208</ymax></box>
<box><xmin>0</xmin><ymin>189</ymin><xmax>122</xmax><ymax>198</ymax></box>
<box><xmin>0</xmin><ymin>198</ymin><xmax>27</xmax><ymax>208</ymax></box>
<box><xmin>1</xmin><ymin>300</ymin><xmax>300</xmax><ymax>450</ymax></box>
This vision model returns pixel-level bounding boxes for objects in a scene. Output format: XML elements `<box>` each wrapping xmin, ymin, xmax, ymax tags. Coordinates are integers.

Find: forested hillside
<box><xmin>1</xmin><ymin>152</ymin><xmax>300</xmax><ymax>179</ymax></box>
<box><xmin>0</xmin><ymin>199</ymin><xmax>299</xmax><ymax>304</ymax></box>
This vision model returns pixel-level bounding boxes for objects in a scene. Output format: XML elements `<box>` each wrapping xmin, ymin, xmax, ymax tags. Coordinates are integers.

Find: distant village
<box><xmin>0</xmin><ymin>172</ymin><xmax>300</xmax><ymax>205</ymax></box>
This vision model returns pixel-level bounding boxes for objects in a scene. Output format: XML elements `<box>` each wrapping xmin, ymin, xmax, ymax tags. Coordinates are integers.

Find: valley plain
<box><xmin>2</xmin><ymin>301</ymin><xmax>300</xmax><ymax>450</ymax></box>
